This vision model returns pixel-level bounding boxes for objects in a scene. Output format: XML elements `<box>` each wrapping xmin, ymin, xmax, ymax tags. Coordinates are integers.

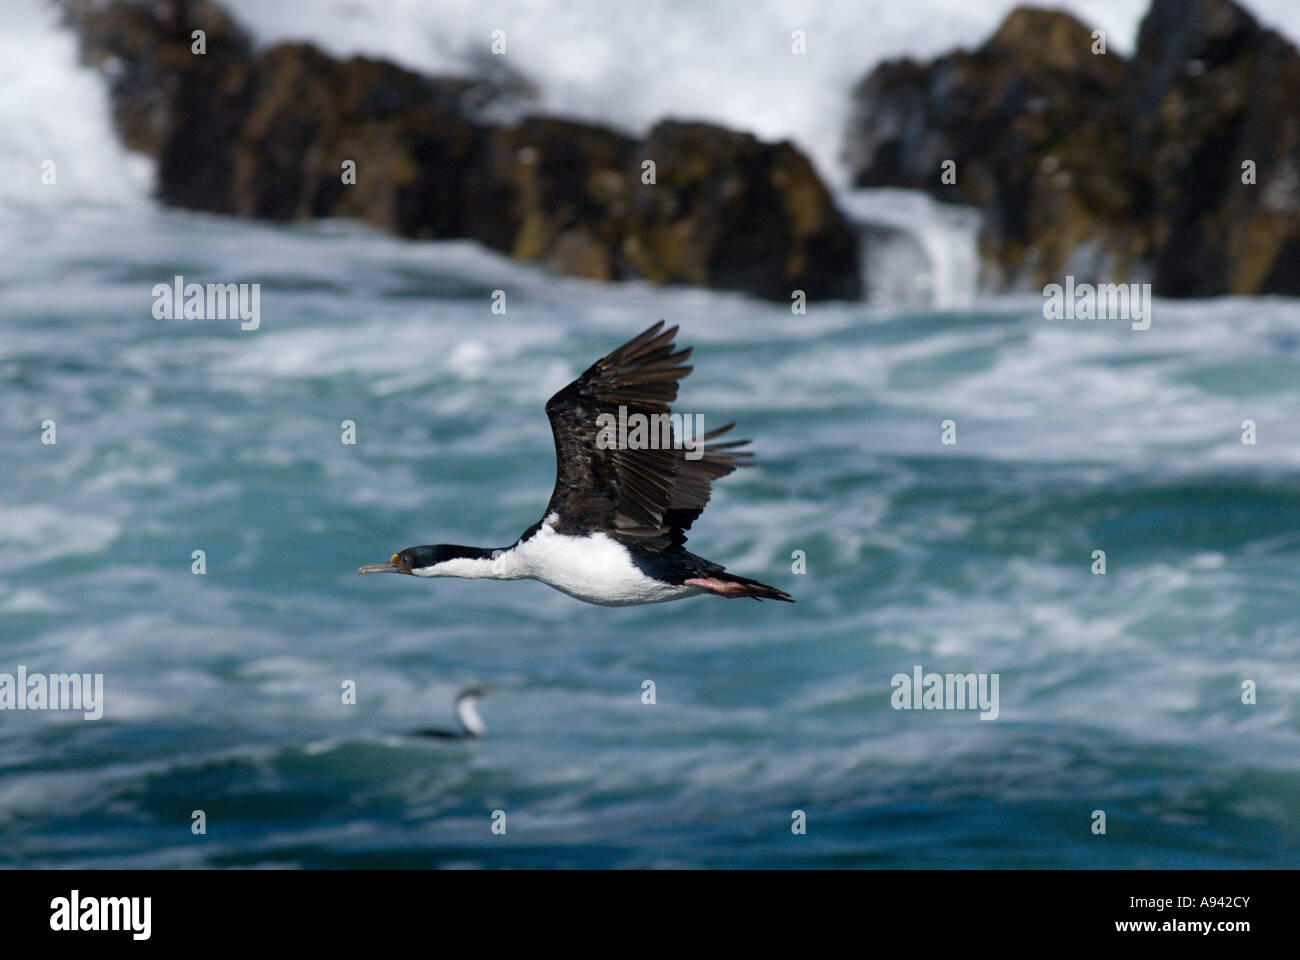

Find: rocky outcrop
<box><xmin>476</xmin><ymin>117</ymin><xmax>636</xmax><ymax>279</ymax></box>
<box><xmin>845</xmin><ymin>0</ymin><xmax>1300</xmax><ymax>296</ymax></box>
<box><xmin>630</xmin><ymin>122</ymin><xmax>861</xmax><ymax>300</ymax></box>
<box><xmin>1126</xmin><ymin>0</ymin><xmax>1300</xmax><ymax>295</ymax></box>
<box><xmin>64</xmin><ymin>0</ymin><xmax>860</xmax><ymax>301</ymax></box>
<box><xmin>229</xmin><ymin>45</ymin><xmax>496</xmax><ymax>236</ymax></box>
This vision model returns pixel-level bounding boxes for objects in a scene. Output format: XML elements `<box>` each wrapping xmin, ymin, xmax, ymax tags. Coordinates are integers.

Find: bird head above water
<box><xmin>406</xmin><ymin>684</ymin><xmax>500</xmax><ymax>739</ymax></box>
<box><xmin>454</xmin><ymin>684</ymin><xmax>498</xmax><ymax>737</ymax></box>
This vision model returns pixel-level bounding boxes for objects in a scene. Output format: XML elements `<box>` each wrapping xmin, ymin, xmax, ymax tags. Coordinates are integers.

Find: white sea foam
<box><xmin>0</xmin><ymin>506</ymin><xmax>120</xmax><ymax>574</ymax></box>
<box><xmin>0</xmin><ymin>0</ymin><xmax>151</xmax><ymax>221</ymax></box>
<box><xmin>839</xmin><ymin>189</ymin><xmax>982</xmax><ymax>307</ymax></box>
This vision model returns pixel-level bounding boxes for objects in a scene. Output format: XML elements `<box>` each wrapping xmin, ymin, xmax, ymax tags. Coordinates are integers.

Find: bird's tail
<box><xmin>685</xmin><ymin>573</ymin><xmax>794</xmax><ymax>603</ymax></box>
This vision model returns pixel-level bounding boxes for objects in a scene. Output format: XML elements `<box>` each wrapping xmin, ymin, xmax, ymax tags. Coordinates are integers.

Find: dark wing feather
<box><xmin>542</xmin><ymin>322</ymin><xmax>751</xmax><ymax>550</ymax></box>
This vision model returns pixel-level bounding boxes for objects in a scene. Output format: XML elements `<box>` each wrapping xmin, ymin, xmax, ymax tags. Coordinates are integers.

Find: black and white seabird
<box><xmin>359</xmin><ymin>322</ymin><xmax>793</xmax><ymax>606</ymax></box>
<box><xmin>411</xmin><ymin>686</ymin><xmax>496</xmax><ymax>739</ymax></box>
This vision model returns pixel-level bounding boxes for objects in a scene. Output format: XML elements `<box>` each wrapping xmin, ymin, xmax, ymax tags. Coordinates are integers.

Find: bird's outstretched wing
<box><xmin>542</xmin><ymin>322</ymin><xmax>751</xmax><ymax>549</ymax></box>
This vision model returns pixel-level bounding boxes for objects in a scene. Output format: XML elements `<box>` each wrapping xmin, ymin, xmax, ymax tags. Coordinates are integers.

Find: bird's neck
<box><xmin>455</xmin><ymin>697</ymin><xmax>486</xmax><ymax>736</ymax></box>
<box><xmin>419</xmin><ymin>546</ymin><xmax>527</xmax><ymax>580</ymax></box>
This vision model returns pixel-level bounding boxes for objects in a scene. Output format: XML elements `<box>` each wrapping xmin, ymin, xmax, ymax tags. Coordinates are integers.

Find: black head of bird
<box><xmin>358</xmin><ymin>544</ymin><xmax>497</xmax><ymax>578</ymax></box>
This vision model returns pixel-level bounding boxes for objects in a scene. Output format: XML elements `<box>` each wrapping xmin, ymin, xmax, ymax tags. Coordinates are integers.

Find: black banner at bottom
<box><xmin>0</xmin><ymin>868</ymin><xmax>1283</xmax><ymax>946</ymax></box>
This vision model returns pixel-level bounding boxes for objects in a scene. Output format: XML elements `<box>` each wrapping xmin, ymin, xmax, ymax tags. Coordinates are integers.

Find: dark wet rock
<box><xmin>1126</xmin><ymin>0</ymin><xmax>1300</xmax><ymax>295</ymax></box>
<box><xmin>475</xmin><ymin>116</ymin><xmax>636</xmax><ymax>276</ymax></box>
<box><xmin>630</xmin><ymin>122</ymin><xmax>861</xmax><ymax>300</ymax></box>
<box><xmin>63</xmin><ymin>0</ymin><xmax>255</xmax><ymax>213</ymax></box>
<box><xmin>64</xmin><ymin>0</ymin><xmax>860</xmax><ymax>302</ymax></box>
<box><xmin>845</xmin><ymin>0</ymin><xmax>1300</xmax><ymax>296</ymax></box>
<box><xmin>469</xmin><ymin>117</ymin><xmax>863</xmax><ymax>299</ymax></box>
<box><xmin>230</xmin><ymin>45</ymin><xmax>494</xmax><ymax>237</ymax></box>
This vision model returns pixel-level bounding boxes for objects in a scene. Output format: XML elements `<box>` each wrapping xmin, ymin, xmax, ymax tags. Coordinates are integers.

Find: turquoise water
<box><xmin>2</xmin><ymin>206</ymin><xmax>1299</xmax><ymax>867</ymax></box>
